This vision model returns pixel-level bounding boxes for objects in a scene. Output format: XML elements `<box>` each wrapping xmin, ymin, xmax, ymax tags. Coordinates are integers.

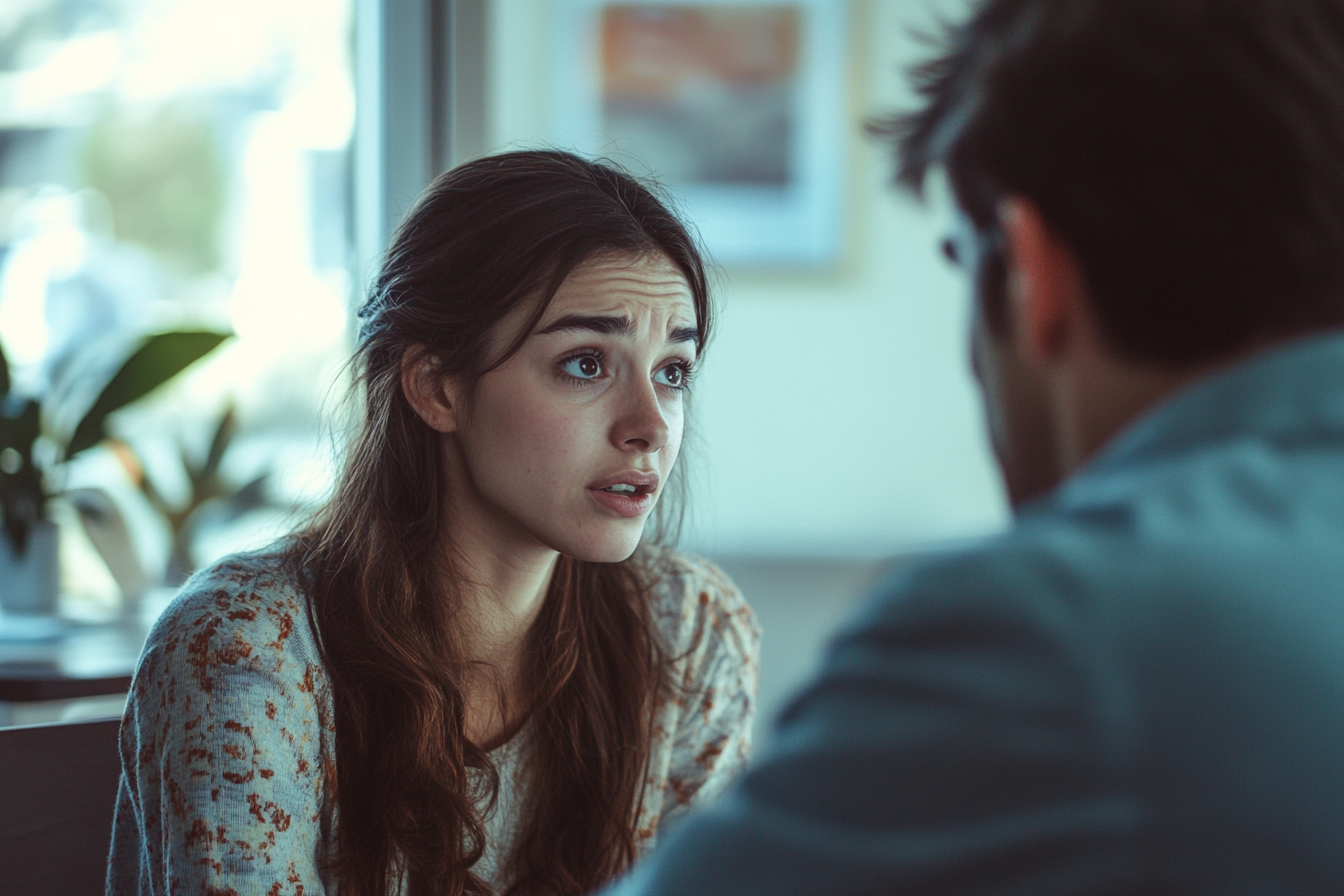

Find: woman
<box><xmin>108</xmin><ymin>151</ymin><xmax>759</xmax><ymax>896</ymax></box>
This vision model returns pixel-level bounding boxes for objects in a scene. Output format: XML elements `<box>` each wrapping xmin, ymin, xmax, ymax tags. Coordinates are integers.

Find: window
<box><xmin>0</xmin><ymin>0</ymin><xmax>354</xmax><ymax>612</ymax></box>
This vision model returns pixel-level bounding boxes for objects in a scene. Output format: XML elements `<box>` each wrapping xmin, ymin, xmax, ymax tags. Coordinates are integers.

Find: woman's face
<box><xmin>440</xmin><ymin>252</ymin><xmax>698</xmax><ymax>563</ymax></box>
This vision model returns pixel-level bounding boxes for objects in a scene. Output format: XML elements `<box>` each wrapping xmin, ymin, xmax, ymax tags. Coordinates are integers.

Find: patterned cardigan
<box><xmin>106</xmin><ymin>549</ymin><xmax>759</xmax><ymax>895</ymax></box>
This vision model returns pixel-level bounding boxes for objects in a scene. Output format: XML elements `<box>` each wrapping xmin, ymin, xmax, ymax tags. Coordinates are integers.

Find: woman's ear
<box><xmin>401</xmin><ymin>346</ymin><xmax>461</xmax><ymax>434</ymax></box>
<box><xmin>998</xmin><ymin>197</ymin><xmax>1087</xmax><ymax>364</ymax></box>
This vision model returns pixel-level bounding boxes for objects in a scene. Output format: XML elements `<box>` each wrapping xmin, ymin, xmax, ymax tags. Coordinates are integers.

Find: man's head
<box><xmin>876</xmin><ymin>0</ymin><xmax>1344</xmax><ymax>504</ymax></box>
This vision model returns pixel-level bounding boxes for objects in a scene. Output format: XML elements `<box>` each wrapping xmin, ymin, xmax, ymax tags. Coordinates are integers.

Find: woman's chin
<box><xmin>557</xmin><ymin>524</ymin><xmax>647</xmax><ymax>564</ymax></box>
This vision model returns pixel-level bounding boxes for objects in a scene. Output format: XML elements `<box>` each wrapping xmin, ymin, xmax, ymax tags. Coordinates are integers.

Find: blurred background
<box><xmin>0</xmin><ymin>0</ymin><xmax>1003</xmax><ymax>747</ymax></box>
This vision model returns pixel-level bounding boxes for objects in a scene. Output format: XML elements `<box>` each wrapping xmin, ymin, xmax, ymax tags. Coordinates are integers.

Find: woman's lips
<box><xmin>586</xmin><ymin>471</ymin><xmax>659</xmax><ymax>518</ymax></box>
<box><xmin>588</xmin><ymin>487</ymin><xmax>654</xmax><ymax>518</ymax></box>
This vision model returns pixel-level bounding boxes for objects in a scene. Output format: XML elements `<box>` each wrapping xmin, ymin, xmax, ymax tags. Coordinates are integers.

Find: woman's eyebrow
<box><xmin>669</xmin><ymin>325</ymin><xmax>700</xmax><ymax>347</ymax></box>
<box><xmin>535</xmin><ymin>314</ymin><xmax>701</xmax><ymax>348</ymax></box>
<box><xmin>535</xmin><ymin>314</ymin><xmax>633</xmax><ymax>338</ymax></box>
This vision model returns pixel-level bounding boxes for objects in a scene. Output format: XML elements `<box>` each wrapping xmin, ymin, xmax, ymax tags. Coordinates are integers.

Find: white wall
<box><xmin>487</xmin><ymin>0</ymin><xmax>1007</xmax><ymax>557</ymax></box>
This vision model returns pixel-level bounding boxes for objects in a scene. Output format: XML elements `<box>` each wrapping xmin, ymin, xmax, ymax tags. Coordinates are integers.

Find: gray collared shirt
<box><xmin>607</xmin><ymin>330</ymin><xmax>1344</xmax><ymax>895</ymax></box>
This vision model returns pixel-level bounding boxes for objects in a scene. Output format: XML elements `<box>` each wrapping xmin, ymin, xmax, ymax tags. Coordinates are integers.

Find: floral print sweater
<box><xmin>106</xmin><ymin>549</ymin><xmax>759</xmax><ymax>895</ymax></box>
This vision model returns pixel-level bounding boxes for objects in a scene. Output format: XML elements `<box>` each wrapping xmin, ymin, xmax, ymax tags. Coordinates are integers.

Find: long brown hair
<box><xmin>282</xmin><ymin>151</ymin><xmax>711</xmax><ymax>895</ymax></box>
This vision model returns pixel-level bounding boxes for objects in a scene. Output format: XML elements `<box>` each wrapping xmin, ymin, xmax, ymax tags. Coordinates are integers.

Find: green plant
<box><xmin>138</xmin><ymin>403</ymin><xmax>273</xmax><ymax>584</ymax></box>
<box><xmin>0</xmin><ymin>330</ymin><xmax>229</xmax><ymax>555</ymax></box>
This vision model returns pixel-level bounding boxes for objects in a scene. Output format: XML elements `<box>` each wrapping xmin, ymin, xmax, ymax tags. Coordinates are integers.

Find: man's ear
<box><xmin>401</xmin><ymin>346</ymin><xmax>461</xmax><ymax>434</ymax></box>
<box><xmin>998</xmin><ymin>197</ymin><xmax>1087</xmax><ymax>363</ymax></box>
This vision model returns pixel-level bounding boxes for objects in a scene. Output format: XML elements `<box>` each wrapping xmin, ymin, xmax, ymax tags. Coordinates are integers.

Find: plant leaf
<box><xmin>0</xmin><ymin>399</ymin><xmax>41</xmax><ymax>555</ymax></box>
<box><xmin>0</xmin><ymin>398</ymin><xmax>40</xmax><ymax>458</ymax></box>
<box><xmin>67</xmin><ymin>331</ymin><xmax>229</xmax><ymax>458</ymax></box>
<box><xmin>229</xmin><ymin>472</ymin><xmax>270</xmax><ymax>514</ymax></box>
<box><xmin>203</xmin><ymin>404</ymin><xmax>237</xmax><ymax>480</ymax></box>
<box><xmin>138</xmin><ymin>467</ymin><xmax>171</xmax><ymax>515</ymax></box>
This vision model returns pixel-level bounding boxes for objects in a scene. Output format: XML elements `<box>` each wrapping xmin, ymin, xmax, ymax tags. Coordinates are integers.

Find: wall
<box><xmin>486</xmin><ymin>0</ymin><xmax>1006</xmax><ymax>558</ymax></box>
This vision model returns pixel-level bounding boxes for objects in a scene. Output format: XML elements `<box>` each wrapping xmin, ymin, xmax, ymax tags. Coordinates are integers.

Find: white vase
<box><xmin>0</xmin><ymin>519</ymin><xmax>60</xmax><ymax>616</ymax></box>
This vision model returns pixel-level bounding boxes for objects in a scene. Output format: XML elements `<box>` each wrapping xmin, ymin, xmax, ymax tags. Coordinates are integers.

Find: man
<box><xmin>606</xmin><ymin>1</ymin><xmax>1344</xmax><ymax>892</ymax></box>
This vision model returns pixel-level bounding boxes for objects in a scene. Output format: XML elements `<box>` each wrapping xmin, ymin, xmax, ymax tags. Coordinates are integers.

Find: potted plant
<box><xmin>136</xmin><ymin>403</ymin><xmax>276</xmax><ymax>585</ymax></box>
<box><xmin>0</xmin><ymin>330</ymin><xmax>228</xmax><ymax>615</ymax></box>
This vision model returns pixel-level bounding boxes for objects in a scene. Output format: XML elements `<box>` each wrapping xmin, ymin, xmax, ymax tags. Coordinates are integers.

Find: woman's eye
<box><xmin>653</xmin><ymin>363</ymin><xmax>688</xmax><ymax>389</ymax></box>
<box><xmin>561</xmin><ymin>354</ymin><xmax>603</xmax><ymax>380</ymax></box>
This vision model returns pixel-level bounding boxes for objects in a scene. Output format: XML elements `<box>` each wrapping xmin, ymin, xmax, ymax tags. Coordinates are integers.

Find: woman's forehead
<box><xmin>546</xmin><ymin>253</ymin><xmax>695</xmax><ymax>321</ymax></box>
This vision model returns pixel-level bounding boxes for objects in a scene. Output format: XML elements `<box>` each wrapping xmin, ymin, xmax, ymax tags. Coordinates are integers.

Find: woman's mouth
<box><xmin>588</xmin><ymin>473</ymin><xmax>659</xmax><ymax>518</ymax></box>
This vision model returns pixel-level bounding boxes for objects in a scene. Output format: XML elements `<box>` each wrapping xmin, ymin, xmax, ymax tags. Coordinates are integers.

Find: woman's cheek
<box><xmin>664</xmin><ymin>404</ymin><xmax>685</xmax><ymax>457</ymax></box>
<box><xmin>533</xmin><ymin>405</ymin><xmax>598</xmax><ymax>465</ymax></box>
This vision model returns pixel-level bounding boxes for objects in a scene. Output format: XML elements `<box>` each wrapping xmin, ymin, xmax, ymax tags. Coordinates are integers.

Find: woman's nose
<box><xmin>612</xmin><ymin>378</ymin><xmax>670</xmax><ymax>453</ymax></box>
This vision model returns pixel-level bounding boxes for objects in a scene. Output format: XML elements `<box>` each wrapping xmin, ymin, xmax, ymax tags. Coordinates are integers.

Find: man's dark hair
<box><xmin>874</xmin><ymin>0</ymin><xmax>1344</xmax><ymax>366</ymax></box>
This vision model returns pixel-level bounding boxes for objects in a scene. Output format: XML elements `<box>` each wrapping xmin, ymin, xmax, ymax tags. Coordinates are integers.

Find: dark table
<box><xmin>0</xmin><ymin>615</ymin><xmax>145</xmax><ymax>706</ymax></box>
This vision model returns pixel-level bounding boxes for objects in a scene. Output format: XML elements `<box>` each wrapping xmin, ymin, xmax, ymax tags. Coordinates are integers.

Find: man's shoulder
<box><xmin>836</xmin><ymin>511</ymin><xmax>1203</xmax><ymax>674</ymax></box>
<box><xmin>852</xmin><ymin>523</ymin><xmax>1110</xmax><ymax>622</ymax></box>
<box><xmin>845</xmin><ymin>486</ymin><xmax>1344</xmax><ymax>685</ymax></box>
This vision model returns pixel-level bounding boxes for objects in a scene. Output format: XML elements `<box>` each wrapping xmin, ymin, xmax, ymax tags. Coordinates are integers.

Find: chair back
<box><xmin>0</xmin><ymin>717</ymin><xmax>122</xmax><ymax>896</ymax></box>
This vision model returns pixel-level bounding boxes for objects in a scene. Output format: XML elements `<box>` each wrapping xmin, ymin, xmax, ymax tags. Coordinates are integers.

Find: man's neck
<box><xmin>1054</xmin><ymin>327</ymin><xmax>1220</xmax><ymax>473</ymax></box>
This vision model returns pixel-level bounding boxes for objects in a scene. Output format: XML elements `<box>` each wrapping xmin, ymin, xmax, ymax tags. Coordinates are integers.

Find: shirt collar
<box><xmin>1043</xmin><ymin>329</ymin><xmax>1344</xmax><ymax>511</ymax></box>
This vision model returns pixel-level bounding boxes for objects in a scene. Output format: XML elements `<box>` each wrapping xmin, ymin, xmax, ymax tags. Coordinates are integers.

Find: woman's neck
<box><xmin>441</xmin><ymin>512</ymin><xmax>560</xmax><ymax>748</ymax></box>
<box><xmin>453</xmin><ymin>545</ymin><xmax>557</xmax><ymax>671</ymax></box>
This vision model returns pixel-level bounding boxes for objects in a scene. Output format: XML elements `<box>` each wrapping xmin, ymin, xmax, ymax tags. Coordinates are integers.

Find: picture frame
<box><xmin>551</xmin><ymin>0</ymin><xmax>848</xmax><ymax>268</ymax></box>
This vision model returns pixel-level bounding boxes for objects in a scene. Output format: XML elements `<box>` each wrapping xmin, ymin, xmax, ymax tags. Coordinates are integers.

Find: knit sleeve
<box><xmin>652</xmin><ymin>553</ymin><xmax>761</xmax><ymax>833</ymax></box>
<box><xmin>107</xmin><ymin>556</ymin><xmax>333</xmax><ymax>896</ymax></box>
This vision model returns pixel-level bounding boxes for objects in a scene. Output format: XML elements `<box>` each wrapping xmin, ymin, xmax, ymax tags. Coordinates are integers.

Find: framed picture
<box><xmin>552</xmin><ymin>0</ymin><xmax>847</xmax><ymax>268</ymax></box>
